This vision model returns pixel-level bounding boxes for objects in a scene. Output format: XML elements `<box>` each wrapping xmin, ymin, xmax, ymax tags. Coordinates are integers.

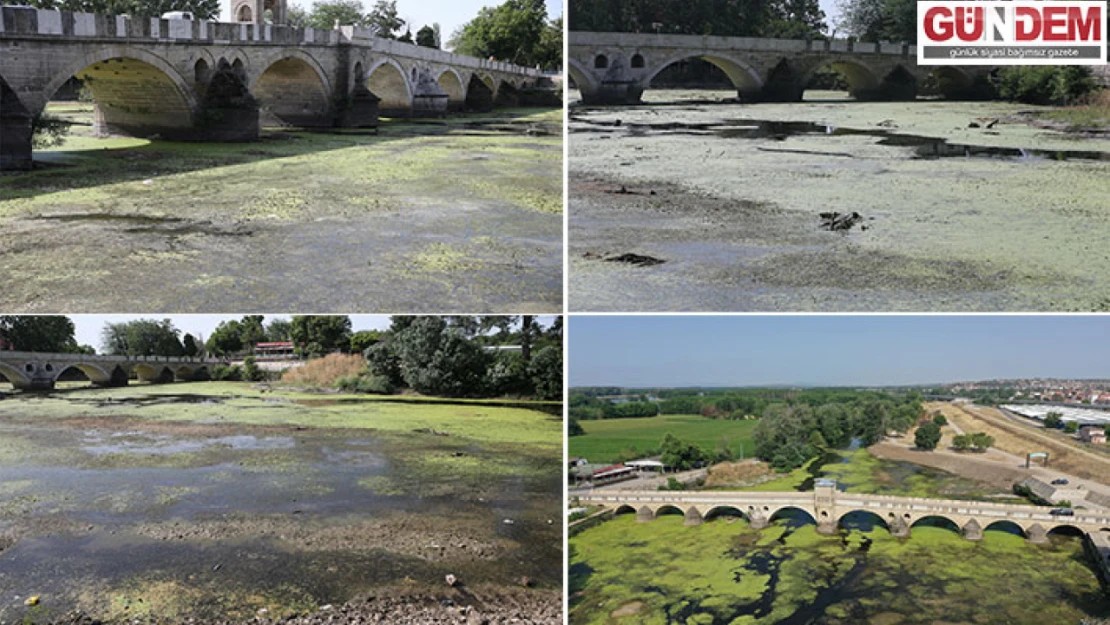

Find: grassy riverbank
<box><xmin>569</xmin><ymin>414</ymin><xmax>757</xmax><ymax>463</ymax></box>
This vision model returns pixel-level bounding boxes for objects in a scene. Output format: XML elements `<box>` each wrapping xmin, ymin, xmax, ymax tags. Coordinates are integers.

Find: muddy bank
<box><xmin>868</xmin><ymin>441</ymin><xmax>1029</xmax><ymax>491</ymax></box>
<box><xmin>0</xmin><ymin>385</ymin><xmax>561</xmax><ymax>624</ymax></box>
<box><xmin>0</xmin><ymin>107</ymin><xmax>562</xmax><ymax>313</ymax></box>
<box><xmin>569</xmin><ymin>92</ymin><xmax>1110</xmax><ymax>312</ymax></box>
<box><xmin>48</xmin><ymin>587</ymin><xmax>561</xmax><ymax>625</ymax></box>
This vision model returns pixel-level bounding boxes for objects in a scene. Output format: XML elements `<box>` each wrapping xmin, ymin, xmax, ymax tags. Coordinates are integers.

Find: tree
<box><xmin>932</xmin><ymin>413</ymin><xmax>948</xmax><ymax>427</ymax></box>
<box><xmin>397</xmin><ymin>27</ymin><xmax>413</xmax><ymax>43</ymax></box>
<box><xmin>285</xmin><ymin>4</ymin><xmax>309</xmax><ymax>26</ymax></box>
<box><xmin>0</xmin><ymin>316</ymin><xmax>81</xmax><ymax>353</ymax></box>
<box><xmin>305</xmin><ymin>0</ymin><xmax>365</xmax><ymax>29</ymax></box>
<box><xmin>206</xmin><ymin>320</ymin><xmax>244</xmax><ymax>357</ymax></box>
<box><xmin>569</xmin><ymin>417</ymin><xmax>585</xmax><ymax>437</ymax></box>
<box><xmin>534</xmin><ymin>17</ymin><xmax>563</xmax><ymax>70</ymax></box>
<box><xmin>101</xmin><ymin>319</ymin><xmax>184</xmax><ymax>357</ymax></box>
<box><xmin>182</xmin><ymin>333</ymin><xmax>200</xmax><ymax>357</ymax></box>
<box><xmin>914</xmin><ymin>421</ymin><xmax>942</xmax><ymax>451</ymax></box>
<box><xmin>290</xmin><ymin>316</ymin><xmax>352</xmax><ymax>357</ymax></box>
<box><xmin>266</xmin><ymin>318</ymin><xmax>293</xmax><ymax>342</ymax></box>
<box><xmin>350</xmin><ymin>330</ymin><xmax>383</xmax><ymax>354</ymax></box>
<box><xmin>1064</xmin><ymin>421</ymin><xmax>1080</xmax><ymax>434</ymax></box>
<box><xmin>969</xmin><ymin>432</ymin><xmax>994</xmax><ymax>452</ymax></box>
<box><xmin>242</xmin><ymin>356</ymin><xmax>265</xmax><ymax>382</ymax></box>
<box><xmin>415</xmin><ymin>24</ymin><xmax>438</xmax><ymax>48</ymax></box>
<box><xmin>528</xmin><ymin>345</ymin><xmax>562</xmax><ymax>401</ymax></box>
<box><xmin>449</xmin><ymin>0</ymin><xmax>547</xmax><ymax>65</ymax></box>
<box><xmin>1044</xmin><ymin>412</ymin><xmax>1063</xmax><ymax>429</ymax></box>
<box><xmin>365</xmin><ymin>0</ymin><xmax>404</xmax><ymax>38</ymax></box>
<box><xmin>952</xmin><ymin>434</ymin><xmax>971</xmax><ymax>452</ymax></box>
<box><xmin>239</xmin><ymin>315</ymin><xmax>267</xmax><ymax>349</ymax></box>
<box><xmin>660</xmin><ymin>433</ymin><xmax>708</xmax><ymax>470</ymax></box>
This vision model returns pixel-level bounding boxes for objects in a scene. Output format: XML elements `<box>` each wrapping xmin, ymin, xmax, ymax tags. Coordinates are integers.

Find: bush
<box><xmin>242</xmin><ymin>356</ymin><xmax>266</xmax><ymax>382</ymax></box>
<box><xmin>355</xmin><ymin>374</ymin><xmax>394</xmax><ymax>395</ymax></box>
<box><xmin>997</xmin><ymin>66</ymin><xmax>1096</xmax><ymax>105</ymax></box>
<box><xmin>486</xmin><ymin>351</ymin><xmax>532</xmax><ymax>397</ymax></box>
<box><xmin>1064</xmin><ymin>421</ymin><xmax>1079</xmax><ymax>434</ymax></box>
<box><xmin>932</xmin><ymin>413</ymin><xmax>948</xmax><ymax>426</ymax></box>
<box><xmin>31</xmin><ymin>113</ymin><xmax>71</xmax><ymax>149</ymax></box>
<box><xmin>528</xmin><ymin>345</ymin><xmax>563</xmax><ymax>401</ymax></box>
<box><xmin>211</xmin><ymin>364</ymin><xmax>243</xmax><ymax>381</ymax></box>
<box><xmin>914</xmin><ymin>421</ymin><xmax>942</xmax><ymax>451</ymax></box>
<box><xmin>282</xmin><ymin>353</ymin><xmax>367</xmax><ymax>387</ymax></box>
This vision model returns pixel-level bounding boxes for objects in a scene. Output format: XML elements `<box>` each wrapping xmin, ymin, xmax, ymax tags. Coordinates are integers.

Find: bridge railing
<box><xmin>0</xmin><ymin>6</ymin><xmax>541</xmax><ymax>77</ymax></box>
<box><xmin>340</xmin><ymin>26</ymin><xmax>542</xmax><ymax>77</ymax></box>
<box><xmin>568</xmin><ymin>30</ymin><xmax>917</xmax><ymax>59</ymax></box>
<box><xmin>0</xmin><ymin>350</ymin><xmax>220</xmax><ymax>365</ymax></box>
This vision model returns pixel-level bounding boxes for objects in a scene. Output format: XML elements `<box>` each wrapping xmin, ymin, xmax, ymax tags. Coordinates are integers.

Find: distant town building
<box><xmin>1079</xmin><ymin>426</ymin><xmax>1107</xmax><ymax>445</ymax></box>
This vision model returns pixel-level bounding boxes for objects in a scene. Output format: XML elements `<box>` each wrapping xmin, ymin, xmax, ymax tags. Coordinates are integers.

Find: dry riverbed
<box><xmin>569</xmin><ymin>90</ymin><xmax>1110</xmax><ymax>312</ymax></box>
<box><xmin>0</xmin><ymin>383</ymin><xmax>562</xmax><ymax>624</ymax></box>
<box><xmin>0</xmin><ymin>105</ymin><xmax>562</xmax><ymax>312</ymax></box>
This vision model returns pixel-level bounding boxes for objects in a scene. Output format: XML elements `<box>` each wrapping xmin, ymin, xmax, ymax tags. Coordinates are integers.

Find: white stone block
<box><xmin>37</xmin><ymin>9</ymin><xmax>62</xmax><ymax>34</ymax></box>
<box><xmin>73</xmin><ymin>12</ymin><xmax>96</xmax><ymax>35</ymax></box>
<box><xmin>167</xmin><ymin>18</ymin><xmax>190</xmax><ymax>39</ymax></box>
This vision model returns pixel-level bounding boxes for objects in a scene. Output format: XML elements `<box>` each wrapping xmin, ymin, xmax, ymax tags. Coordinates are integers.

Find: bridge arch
<box><xmin>837</xmin><ymin>509</ymin><xmax>891</xmax><ymax>533</ymax></box>
<box><xmin>644</xmin><ymin>52</ymin><xmax>764</xmax><ymax>94</ymax></box>
<box><xmin>0</xmin><ymin>361</ymin><xmax>31</xmax><ymax>388</ymax></box>
<box><xmin>55</xmin><ymin>363</ymin><xmax>114</xmax><ymax>386</ymax></box>
<box><xmin>133</xmin><ymin>363</ymin><xmax>175</xmax><ymax>384</ymax></box>
<box><xmin>909</xmin><ymin>515</ymin><xmax>960</xmax><ymax>534</ymax></box>
<box><xmin>983</xmin><ymin>520</ymin><xmax>1027</xmax><ymax>538</ymax></box>
<box><xmin>795</xmin><ymin>58</ymin><xmax>882</xmax><ymax>100</ymax></box>
<box><xmin>930</xmin><ymin>66</ymin><xmax>975</xmax><ymax>99</ymax></box>
<box><xmin>253</xmin><ymin>51</ymin><xmax>332</xmax><ymax>127</ymax></box>
<box><xmin>37</xmin><ymin>47</ymin><xmax>197</xmax><ymax>137</ymax></box>
<box><xmin>435</xmin><ymin>68</ymin><xmax>466</xmax><ymax>110</ymax></box>
<box><xmin>367</xmin><ymin>59</ymin><xmax>413</xmax><ymax>116</ymax></box>
<box><xmin>495</xmin><ymin>79</ymin><xmax>519</xmax><ymax>107</ymax></box>
<box><xmin>768</xmin><ymin>506</ymin><xmax>817</xmax><ymax>526</ymax></box>
<box><xmin>704</xmin><ymin>505</ymin><xmax>747</xmax><ymax>522</ymax></box>
<box><xmin>566</xmin><ymin>58</ymin><xmax>599</xmax><ymax>96</ymax></box>
<box><xmin>654</xmin><ymin>504</ymin><xmax>684</xmax><ymax>518</ymax></box>
<box><xmin>613</xmin><ymin>504</ymin><xmax>637</xmax><ymax>517</ymax></box>
<box><xmin>464</xmin><ymin>74</ymin><xmax>494</xmax><ymax>112</ymax></box>
<box><xmin>1046</xmin><ymin>523</ymin><xmax>1085</xmax><ymax>537</ymax></box>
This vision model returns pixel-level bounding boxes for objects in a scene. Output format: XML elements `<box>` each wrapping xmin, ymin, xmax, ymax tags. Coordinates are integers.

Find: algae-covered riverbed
<box><xmin>569</xmin><ymin>515</ymin><xmax>1110</xmax><ymax>625</ymax></box>
<box><xmin>0</xmin><ymin>105</ymin><xmax>562</xmax><ymax>312</ymax></box>
<box><xmin>0</xmin><ymin>383</ymin><xmax>562</xmax><ymax>623</ymax></box>
<box><xmin>568</xmin><ymin>90</ymin><xmax>1110</xmax><ymax>312</ymax></box>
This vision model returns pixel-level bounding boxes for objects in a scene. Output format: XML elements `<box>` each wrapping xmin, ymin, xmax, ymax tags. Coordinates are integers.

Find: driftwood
<box><xmin>819</xmin><ymin>211</ymin><xmax>864</xmax><ymax>232</ymax></box>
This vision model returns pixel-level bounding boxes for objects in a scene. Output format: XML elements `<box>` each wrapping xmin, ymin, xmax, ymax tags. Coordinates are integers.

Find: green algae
<box><xmin>570</xmin><ymin>515</ymin><xmax>1110</xmax><ymax>625</ymax></box>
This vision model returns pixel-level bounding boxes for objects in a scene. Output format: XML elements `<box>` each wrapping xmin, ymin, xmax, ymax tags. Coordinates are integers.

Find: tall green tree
<box><xmin>0</xmin><ymin>316</ymin><xmax>84</xmax><ymax>353</ymax></box>
<box><xmin>266</xmin><ymin>318</ymin><xmax>294</xmax><ymax>342</ymax></box>
<box><xmin>415</xmin><ymin>24</ymin><xmax>438</xmax><ymax>48</ymax></box>
<box><xmin>182</xmin><ymin>333</ymin><xmax>200</xmax><ymax>357</ymax></box>
<box><xmin>305</xmin><ymin>0</ymin><xmax>365</xmax><ymax>29</ymax></box>
<box><xmin>290</xmin><ymin>316</ymin><xmax>352</xmax><ymax>357</ymax></box>
<box><xmin>914</xmin><ymin>421</ymin><xmax>942</xmax><ymax>451</ymax></box>
<box><xmin>450</xmin><ymin>0</ymin><xmax>548</xmax><ymax>65</ymax></box>
<box><xmin>365</xmin><ymin>0</ymin><xmax>404</xmax><ymax>37</ymax></box>
<box><xmin>206</xmin><ymin>320</ymin><xmax>244</xmax><ymax>357</ymax></box>
<box><xmin>101</xmin><ymin>318</ymin><xmax>184</xmax><ymax>357</ymax></box>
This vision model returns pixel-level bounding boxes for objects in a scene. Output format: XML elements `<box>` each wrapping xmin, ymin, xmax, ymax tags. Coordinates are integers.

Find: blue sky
<box><xmin>224</xmin><ymin>0</ymin><xmax>563</xmax><ymax>47</ymax></box>
<box><xmin>569</xmin><ymin>316</ymin><xmax>1110</xmax><ymax>388</ymax></box>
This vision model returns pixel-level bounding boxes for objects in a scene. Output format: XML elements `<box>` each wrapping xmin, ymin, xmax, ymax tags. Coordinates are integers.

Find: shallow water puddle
<box><xmin>574</xmin><ymin>117</ymin><xmax>1110</xmax><ymax>162</ymax></box>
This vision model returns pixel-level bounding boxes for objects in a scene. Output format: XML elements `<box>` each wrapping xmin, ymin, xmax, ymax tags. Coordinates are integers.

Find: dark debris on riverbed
<box><xmin>32</xmin><ymin>593</ymin><xmax>560</xmax><ymax>625</ymax></box>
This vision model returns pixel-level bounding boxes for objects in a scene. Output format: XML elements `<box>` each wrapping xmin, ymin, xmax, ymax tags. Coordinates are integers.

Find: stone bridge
<box><xmin>0</xmin><ymin>350</ymin><xmax>225</xmax><ymax>389</ymax></box>
<box><xmin>0</xmin><ymin>6</ymin><xmax>546</xmax><ymax>169</ymax></box>
<box><xmin>576</xmin><ymin>482</ymin><xmax>1110</xmax><ymax>544</ymax></box>
<box><xmin>569</xmin><ymin>31</ymin><xmax>994</xmax><ymax>104</ymax></box>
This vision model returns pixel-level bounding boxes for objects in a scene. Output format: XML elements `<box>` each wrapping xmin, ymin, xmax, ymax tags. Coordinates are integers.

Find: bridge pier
<box><xmin>1027</xmin><ymin>524</ymin><xmax>1049</xmax><ymax>544</ymax></box>
<box><xmin>961</xmin><ymin>519</ymin><xmax>983</xmax><ymax>542</ymax></box>
<box><xmin>683</xmin><ymin>507</ymin><xmax>703</xmax><ymax>527</ymax></box>
<box><xmin>580</xmin><ymin>81</ymin><xmax>644</xmax><ymax>106</ymax></box>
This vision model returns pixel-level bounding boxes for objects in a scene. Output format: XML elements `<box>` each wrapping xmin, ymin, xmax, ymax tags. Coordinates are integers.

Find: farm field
<box><xmin>569</xmin><ymin>414</ymin><xmax>757</xmax><ymax>464</ymax></box>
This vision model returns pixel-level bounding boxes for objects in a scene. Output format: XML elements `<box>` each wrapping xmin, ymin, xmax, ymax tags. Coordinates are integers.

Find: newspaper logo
<box><xmin>918</xmin><ymin>1</ymin><xmax>1107</xmax><ymax>65</ymax></box>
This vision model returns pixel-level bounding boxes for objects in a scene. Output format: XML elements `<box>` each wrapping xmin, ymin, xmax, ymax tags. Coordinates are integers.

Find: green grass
<box><xmin>0</xmin><ymin>383</ymin><xmax>561</xmax><ymax>450</ymax></box>
<box><xmin>569</xmin><ymin>415</ymin><xmax>757</xmax><ymax>464</ymax></box>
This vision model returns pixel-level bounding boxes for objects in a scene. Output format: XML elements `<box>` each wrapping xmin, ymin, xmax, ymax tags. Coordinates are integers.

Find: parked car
<box><xmin>1050</xmin><ymin>508</ymin><xmax>1075</xmax><ymax>516</ymax></box>
<box><xmin>1051</xmin><ymin>478</ymin><xmax>1069</xmax><ymax>485</ymax></box>
<box><xmin>161</xmin><ymin>11</ymin><xmax>193</xmax><ymax>20</ymax></box>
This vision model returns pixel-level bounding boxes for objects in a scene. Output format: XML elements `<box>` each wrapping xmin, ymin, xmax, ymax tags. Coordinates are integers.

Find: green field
<box><xmin>569</xmin><ymin>414</ymin><xmax>757</xmax><ymax>464</ymax></box>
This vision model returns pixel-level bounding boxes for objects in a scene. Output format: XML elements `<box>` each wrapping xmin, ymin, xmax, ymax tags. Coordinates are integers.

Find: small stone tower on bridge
<box><xmin>231</xmin><ymin>0</ymin><xmax>285</xmax><ymax>25</ymax></box>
